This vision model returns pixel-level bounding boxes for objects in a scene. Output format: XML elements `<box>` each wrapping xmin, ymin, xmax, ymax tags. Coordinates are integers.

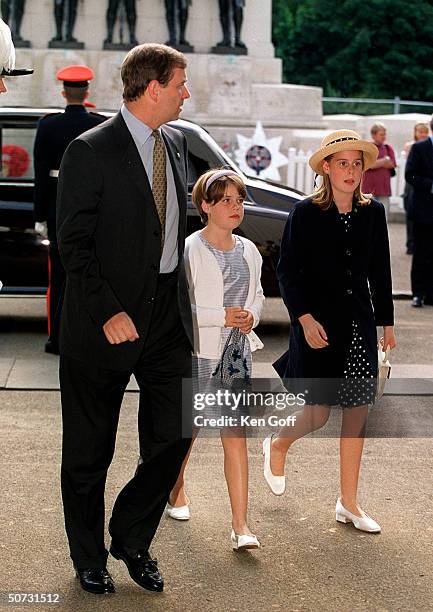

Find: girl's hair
<box><xmin>311</xmin><ymin>153</ymin><xmax>371</xmax><ymax>210</ymax></box>
<box><xmin>413</xmin><ymin>122</ymin><xmax>429</xmax><ymax>141</ymax></box>
<box><xmin>192</xmin><ymin>169</ymin><xmax>247</xmax><ymax>224</ymax></box>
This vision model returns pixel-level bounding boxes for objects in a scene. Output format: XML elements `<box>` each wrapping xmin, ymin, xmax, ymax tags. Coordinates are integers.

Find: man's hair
<box><xmin>63</xmin><ymin>85</ymin><xmax>88</xmax><ymax>104</ymax></box>
<box><xmin>121</xmin><ymin>43</ymin><xmax>187</xmax><ymax>102</ymax></box>
<box><xmin>192</xmin><ymin>169</ymin><xmax>247</xmax><ymax>225</ymax></box>
<box><xmin>370</xmin><ymin>122</ymin><xmax>386</xmax><ymax>135</ymax></box>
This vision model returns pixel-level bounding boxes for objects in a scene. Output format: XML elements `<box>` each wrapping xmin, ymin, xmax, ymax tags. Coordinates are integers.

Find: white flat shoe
<box><xmin>335</xmin><ymin>499</ymin><xmax>381</xmax><ymax>533</ymax></box>
<box><xmin>166</xmin><ymin>501</ymin><xmax>190</xmax><ymax>521</ymax></box>
<box><xmin>231</xmin><ymin>530</ymin><xmax>260</xmax><ymax>551</ymax></box>
<box><xmin>262</xmin><ymin>435</ymin><xmax>286</xmax><ymax>496</ymax></box>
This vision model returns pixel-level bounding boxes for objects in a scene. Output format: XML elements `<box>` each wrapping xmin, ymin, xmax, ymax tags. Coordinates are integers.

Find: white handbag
<box><xmin>376</xmin><ymin>346</ymin><xmax>391</xmax><ymax>399</ymax></box>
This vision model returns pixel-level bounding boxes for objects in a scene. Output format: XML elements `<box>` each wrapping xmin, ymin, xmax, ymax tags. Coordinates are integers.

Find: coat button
<box><xmin>346</xmin><ymin>289</ymin><xmax>353</xmax><ymax>295</ymax></box>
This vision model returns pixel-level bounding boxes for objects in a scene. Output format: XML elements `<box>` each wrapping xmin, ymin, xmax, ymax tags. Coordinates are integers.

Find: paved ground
<box><xmin>1</xmin><ymin>222</ymin><xmax>432</xmax><ymax>611</ymax></box>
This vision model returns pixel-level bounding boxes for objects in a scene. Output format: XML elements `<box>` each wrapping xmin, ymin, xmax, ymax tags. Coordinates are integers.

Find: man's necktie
<box><xmin>152</xmin><ymin>129</ymin><xmax>167</xmax><ymax>248</ymax></box>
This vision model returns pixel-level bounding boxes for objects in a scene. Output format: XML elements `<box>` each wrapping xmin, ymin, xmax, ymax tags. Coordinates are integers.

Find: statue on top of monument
<box><xmin>1</xmin><ymin>0</ymin><xmax>30</xmax><ymax>46</ymax></box>
<box><xmin>216</xmin><ymin>0</ymin><xmax>246</xmax><ymax>53</ymax></box>
<box><xmin>50</xmin><ymin>0</ymin><xmax>84</xmax><ymax>48</ymax></box>
<box><xmin>165</xmin><ymin>0</ymin><xmax>193</xmax><ymax>52</ymax></box>
<box><xmin>104</xmin><ymin>0</ymin><xmax>138</xmax><ymax>48</ymax></box>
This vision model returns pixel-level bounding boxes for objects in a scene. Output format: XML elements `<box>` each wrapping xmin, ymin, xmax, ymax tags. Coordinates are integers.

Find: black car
<box><xmin>0</xmin><ymin>108</ymin><xmax>302</xmax><ymax>297</ymax></box>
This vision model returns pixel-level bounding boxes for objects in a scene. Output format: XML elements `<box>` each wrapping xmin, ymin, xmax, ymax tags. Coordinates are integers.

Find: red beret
<box><xmin>56</xmin><ymin>64</ymin><xmax>94</xmax><ymax>86</ymax></box>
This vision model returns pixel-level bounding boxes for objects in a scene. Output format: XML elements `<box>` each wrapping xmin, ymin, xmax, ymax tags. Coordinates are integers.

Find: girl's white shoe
<box><xmin>335</xmin><ymin>498</ymin><xmax>381</xmax><ymax>533</ymax></box>
<box><xmin>231</xmin><ymin>530</ymin><xmax>260</xmax><ymax>551</ymax></box>
<box><xmin>262</xmin><ymin>435</ymin><xmax>286</xmax><ymax>496</ymax></box>
<box><xmin>166</xmin><ymin>501</ymin><xmax>190</xmax><ymax>521</ymax></box>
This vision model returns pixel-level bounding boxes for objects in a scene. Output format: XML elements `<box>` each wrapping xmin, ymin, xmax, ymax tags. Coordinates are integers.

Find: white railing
<box><xmin>286</xmin><ymin>147</ymin><xmax>407</xmax><ymax>204</ymax></box>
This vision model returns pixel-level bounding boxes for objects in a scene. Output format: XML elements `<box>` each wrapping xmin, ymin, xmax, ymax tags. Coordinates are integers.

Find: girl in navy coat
<box><xmin>263</xmin><ymin>130</ymin><xmax>396</xmax><ymax>533</ymax></box>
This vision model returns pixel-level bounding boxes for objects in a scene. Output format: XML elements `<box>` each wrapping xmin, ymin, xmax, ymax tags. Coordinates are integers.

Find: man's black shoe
<box><xmin>411</xmin><ymin>296</ymin><xmax>423</xmax><ymax>308</ymax></box>
<box><xmin>75</xmin><ymin>568</ymin><xmax>115</xmax><ymax>594</ymax></box>
<box><xmin>45</xmin><ymin>340</ymin><xmax>60</xmax><ymax>355</ymax></box>
<box><xmin>110</xmin><ymin>543</ymin><xmax>163</xmax><ymax>592</ymax></box>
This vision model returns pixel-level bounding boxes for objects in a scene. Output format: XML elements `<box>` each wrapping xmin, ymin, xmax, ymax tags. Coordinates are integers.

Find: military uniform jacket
<box><xmin>274</xmin><ymin>197</ymin><xmax>394</xmax><ymax>380</ymax></box>
<box><xmin>56</xmin><ymin>112</ymin><xmax>193</xmax><ymax>369</ymax></box>
<box><xmin>33</xmin><ymin>105</ymin><xmax>106</xmax><ymax>242</ymax></box>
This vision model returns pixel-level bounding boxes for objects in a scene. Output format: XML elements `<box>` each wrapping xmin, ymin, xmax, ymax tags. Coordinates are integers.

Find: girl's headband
<box><xmin>205</xmin><ymin>169</ymin><xmax>238</xmax><ymax>192</ymax></box>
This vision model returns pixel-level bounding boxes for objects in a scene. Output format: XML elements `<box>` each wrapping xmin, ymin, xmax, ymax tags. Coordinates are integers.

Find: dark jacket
<box><xmin>405</xmin><ymin>137</ymin><xmax>433</xmax><ymax>224</ymax></box>
<box><xmin>56</xmin><ymin>112</ymin><xmax>193</xmax><ymax>369</ymax></box>
<box><xmin>274</xmin><ymin>197</ymin><xmax>394</xmax><ymax>380</ymax></box>
<box><xmin>33</xmin><ymin>105</ymin><xmax>106</xmax><ymax>243</ymax></box>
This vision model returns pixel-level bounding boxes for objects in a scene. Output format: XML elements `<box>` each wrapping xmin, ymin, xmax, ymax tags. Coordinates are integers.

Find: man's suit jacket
<box><xmin>56</xmin><ymin>111</ymin><xmax>193</xmax><ymax>369</ymax></box>
<box><xmin>405</xmin><ymin>137</ymin><xmax>433</xmax><ymax>224</ymax></box>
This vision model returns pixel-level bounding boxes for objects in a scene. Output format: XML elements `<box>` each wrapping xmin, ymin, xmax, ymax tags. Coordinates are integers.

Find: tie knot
<box><xmin>152</xmin><ymin>129</ymin><xmax>162</xmax><ymax>142</ymax></box>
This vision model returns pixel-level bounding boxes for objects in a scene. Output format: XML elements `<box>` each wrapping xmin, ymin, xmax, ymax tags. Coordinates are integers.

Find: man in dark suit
<box><xmin>57</xmin><ymin>43</ymin><xmax>192</xmax><ymax>595</ymax></box>
<box><xmin>405</xmin><ymin>115</ymin><xmax>433</xmax><ymax>307</ymax></box>
<box><xmin>33</xmin><ymin>65</ymin><xmax>106</xmax><ymax>355</ymax></box>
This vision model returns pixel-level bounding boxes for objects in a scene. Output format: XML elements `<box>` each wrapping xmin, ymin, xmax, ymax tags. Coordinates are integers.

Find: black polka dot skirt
<box><xmin>337</xmin><ymin>320</ymin><xmax>376</xmax><ymax>408</ymax></box>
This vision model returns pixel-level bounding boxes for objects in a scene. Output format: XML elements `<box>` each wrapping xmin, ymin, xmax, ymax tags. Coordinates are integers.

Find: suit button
<box><xmin>151</xmin><ymin>264</ymin><xmax>157</xmax><ymax>271</ymax></box>
<box><xmin>346</xmin><ymin>289</ymin><xmax>353</xmax><ymax>295</ymax></box>
<box><xmin>345</xmin><ymin>249</ymin><xmax>352</xmax><ymax>256</ymax></box>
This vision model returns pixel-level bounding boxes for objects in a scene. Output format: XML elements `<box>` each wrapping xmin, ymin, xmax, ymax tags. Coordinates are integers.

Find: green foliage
<box><xmin>272</xmin><ymin>0</ymin><xmax>433</xmax><ymax>102</ymax></box>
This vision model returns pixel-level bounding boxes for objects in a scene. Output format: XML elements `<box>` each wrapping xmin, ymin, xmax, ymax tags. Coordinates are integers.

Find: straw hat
<box><xmin>309</xmin><ymin>129</ymin><xmax>378</xmax><ymax>176</ymax></box>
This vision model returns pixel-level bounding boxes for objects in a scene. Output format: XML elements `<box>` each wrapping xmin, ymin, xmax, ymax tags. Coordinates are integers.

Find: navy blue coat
<box><xmin>274</xmin><ymin>197</ymin><xmax>394</xmax><ymax>381</ymax></box>
<box><xmin>405</xmin><ymin>137</ymin><xmax>433</xmax><ymax>224</ymax></box>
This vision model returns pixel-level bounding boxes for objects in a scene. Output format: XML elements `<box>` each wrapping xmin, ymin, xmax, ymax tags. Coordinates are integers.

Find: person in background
<box><xmin>405</xmin><ymin>115</ymin><xmax>433</xmax><ymax>308</ymax></box>
<box><xmin>403</xmin><ymin>123</ymin><xmax>429</xmax><ymax>255</ymax></box>
<box><xmin>33</xmin><ymin>65</ymin><xmax>106</xmax><ymax>355</ymax></box>
<box><xmin>361</xmin><ymin>122</ymin><xmax>397</xmax><ymax>220</ymax></box>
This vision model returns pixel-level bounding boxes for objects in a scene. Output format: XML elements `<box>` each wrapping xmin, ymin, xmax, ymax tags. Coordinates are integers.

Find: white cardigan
<box><xmin>184</xmin><ymin>230</ymin><xmax>265</xmax><ymax>359</ymax></box>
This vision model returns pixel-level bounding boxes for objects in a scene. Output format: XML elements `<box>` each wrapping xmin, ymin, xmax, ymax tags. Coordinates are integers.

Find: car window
<box><xmin>0</xmin><ymin>126</ymin><xmax>35</xmax><ymax>181</ymax></box>
<box><xmin>181</xmin><ymin>129</ymin><xmax>227</xmax><ymax>188</ymax></box>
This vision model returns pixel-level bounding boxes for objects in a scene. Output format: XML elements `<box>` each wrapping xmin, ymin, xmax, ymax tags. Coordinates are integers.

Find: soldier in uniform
<box><xmin>1</xmin><ymin>0</ymin><xmax>27</xmax><ymax>43</ymax></box>
<box><xmin>217</xmin><ymin>0</ymin><xmax>246</xmax><ymax>48</ymax></box>
<box><xmin>33</xmin><ymin>65</ymin><xmax>106</xmax><ymax>354</ymax></box>
<box><xmin>0</xmin><ymin>17</ymin><xmax>32</xmax><ymax>93</ymax></box>
<box><xmin>51</xmin><ymin>0</ymin><xmax>79</xmax><ymax>43</ymax></box>
<box><xmin>165</xmin><ymin>0</ymin><xmax>191</xmax><ymax>47</ymax></box>
<box><xmin>104</xmin><ymin>0</ymin><xmax>138</xmax><ymax>46</ymax></box>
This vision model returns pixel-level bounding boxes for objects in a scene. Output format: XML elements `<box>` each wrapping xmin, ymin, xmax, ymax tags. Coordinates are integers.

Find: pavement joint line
<box><xmin>0</xmin><ymin>357</ymin><xmax>15</xmax><ymax>389</ymax></box>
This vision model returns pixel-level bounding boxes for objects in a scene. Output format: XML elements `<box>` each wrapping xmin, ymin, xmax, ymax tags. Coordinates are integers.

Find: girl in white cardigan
<box><xmin>167</xmin><ymin>169</ymin><xmax>265</xmax><ymax>550</ymax></box>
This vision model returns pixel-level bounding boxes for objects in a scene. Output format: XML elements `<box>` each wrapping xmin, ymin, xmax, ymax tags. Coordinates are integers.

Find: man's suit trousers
<box><xmin>60</xmin><ymin>272</ymin><xmax>192</xmax><ymax>568</ymax></box>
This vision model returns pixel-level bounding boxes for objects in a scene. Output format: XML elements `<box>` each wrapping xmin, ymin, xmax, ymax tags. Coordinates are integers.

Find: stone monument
<box><xmin>104</xmin><ymin>0</ymin><xmax>138</xmax><ymax>50</ymax></box>
<box><xmin>211</xmin><ymin>0</ymin><xmax>246</xmax><ymax>55</ymax></box>
<box><xmin>49</xmin><ymin>0</ymin><xmax>84</xmax><ymax>49</ymax></box>
<box><xmin>164</xmin><ymin>0</ymin><xmax>193</xmax><ymax>53</ymax></box>
<box><xmin>1</xmin><ymin>0</ymin><xmax>30</xmax><ymax>47</ymax></box>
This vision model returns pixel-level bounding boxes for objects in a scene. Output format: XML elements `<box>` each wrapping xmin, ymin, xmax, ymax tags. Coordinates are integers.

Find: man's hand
<box><xmin>299</xmin><ymin>313</ymin><xmax>329</xmax><ymax>349</ymax></box>
<box><xmin>103</xmin><ymin>311</ymin><xmax>139</xmax><ymax>344</ymax></box>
